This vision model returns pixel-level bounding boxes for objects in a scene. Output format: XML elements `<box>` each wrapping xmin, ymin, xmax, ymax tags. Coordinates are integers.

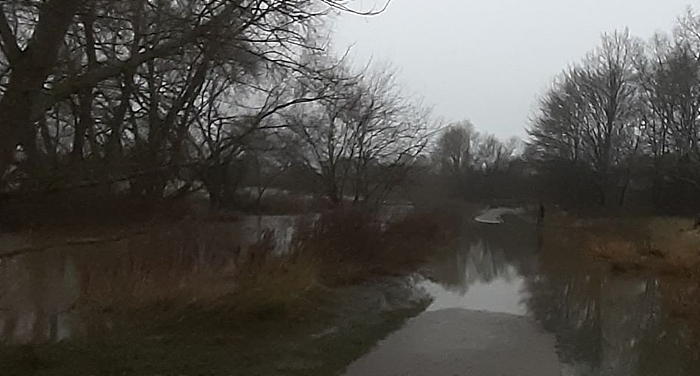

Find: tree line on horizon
<box><xmin>528</xmin><ymin>8</ymin><xmax>700</xmax><ymax>215</ymax></box>
<box><xmin>431</xmin><ymin>8</ymin><xmax>700</xmax><ymax>215</ymax></box>
<box><xmin>437</xmin><ymin>8</ymin><xmax>700</xmax><ymax>214</ymax></box>
<box><xmin>429</xmin><ymin>120</ymin><xmax>528</xmax><ymax>203</ymax></box>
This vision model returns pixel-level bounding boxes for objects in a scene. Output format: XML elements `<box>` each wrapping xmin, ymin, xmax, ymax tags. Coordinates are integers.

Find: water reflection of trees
<box><xmin>529</xmin><ymin>230</ymin><xmax>700</xmax><ymax>376</ymax></box>
<box><xmin>426</xmin><ymin>223</ymin><xmax>537</xmax><ymax>293</ymax></box>
<box><xmin>428</xmin><ymin>221</ymin><xmax>700</xmax><ymax>375</ymax></box>
<box><xmin>0</xmin><ymin>221</ymin><xmax>247</xmax><ymax>345</ymax></box>
<box><xmin>0</xmin><ymin>250</ymin><xmax>82</xmax><ymax>344</ymax></box>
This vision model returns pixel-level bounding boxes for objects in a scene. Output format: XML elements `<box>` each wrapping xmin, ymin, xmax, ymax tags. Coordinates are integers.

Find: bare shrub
<box><xmin>75</xmin><ymin>221</ymin><xmax>240</xmax><ymax>311</ymax></box>
<box><xmin>63</xmin><ymin>206</ymin><xmax>456</xmax><ymax>315</ymax></box>
<box><xmin>291</xmin><ymin>207</ymin><xmax>459</xmax><ymax>284</ymax></box>
<box><xmin>73</xmin><ymin>221</ymin><xmax>320</xmax><ymax>317</ymax></box>
<box><xmin>231</xmin><ymin>256</ymin><xmax>320</xmax><ymax>317</ymax></box>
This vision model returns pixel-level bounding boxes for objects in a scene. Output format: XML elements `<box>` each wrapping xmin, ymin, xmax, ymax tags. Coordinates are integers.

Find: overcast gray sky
<box><xmin>332</xmin><ymin>0</ymin><xmax>697</xmax><ymax>139</ymax></box>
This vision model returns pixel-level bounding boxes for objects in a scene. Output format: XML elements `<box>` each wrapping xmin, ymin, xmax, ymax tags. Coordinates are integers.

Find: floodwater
<box><xmin>0</xmin><ymin>208</ymin><xmax>413</xmax><ymax>345</ymax></box>
<box><xmin>0</xmin><ymin>215</ymin><xmax>298</xmax><ymax>345</ymax></box>
<box><xmin>413</xmin><ymin>211</ymin><xmax>700</xmax><ymax>376</ymax></box>
<box><xmin>1</xmin><ymin>209</ymin><xmax>700</xmax><ymax>376</ymax></box>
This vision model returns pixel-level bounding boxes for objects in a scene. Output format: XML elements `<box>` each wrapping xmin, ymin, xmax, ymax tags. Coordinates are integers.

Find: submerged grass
<box><xmin>71</xmin><ymin>221</ymin><xmax>242</xmax><ymax>311</ymax></box>
<box><xmin>70</xmin><ymin>206</ymin><xmax>455</xmax><ymax>313</ymax></box>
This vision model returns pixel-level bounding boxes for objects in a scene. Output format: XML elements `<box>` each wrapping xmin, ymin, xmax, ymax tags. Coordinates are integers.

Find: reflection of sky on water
<box><xmin>422</xmin><ymin>270</ymin><xmax>529</xmax><ymax>315</ymax></box>
<box><xmin>422</xmin><ymin>214</ymin><xmax>700</xmax><ymax>376</ymax></box>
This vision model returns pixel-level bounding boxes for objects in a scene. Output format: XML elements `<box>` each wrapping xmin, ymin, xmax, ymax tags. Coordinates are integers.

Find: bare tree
<box><xmin>433</xmin><ymin>120</ymin><xmax>478</xmax><ymax>178</ymax></box>
<box><xmin>0</xmin><ymin>0</ymin><xmax>83</xmax><ymax>179</ymax></box>
<box><xmin>530</xmin><ymin>30</ymin><xmax>643</xmax><ymax>207</ymax></box>
<box><xmin>0</xmin><ymin>0</ymin><xmax>386</xmax><ymax>188</ymax></box>
<box><xmin>281</xmin><ymin>63</ymin><xmax>432</xmax><ymax>206</ymax></box>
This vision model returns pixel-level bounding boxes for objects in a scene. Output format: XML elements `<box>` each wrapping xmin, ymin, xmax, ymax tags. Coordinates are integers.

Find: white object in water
<box><xmin>474</xmin><ymin>207</ymin><xmax>523</xmax><ymax>224</ymax></box>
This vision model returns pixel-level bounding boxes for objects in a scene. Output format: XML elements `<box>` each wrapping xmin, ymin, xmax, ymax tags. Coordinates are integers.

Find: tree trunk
<box><xmin>39</xmin><ymin>116</ymin><xmax>57</xmax><ymax>165</ymax></box>
<box><xmin>105</xmin><ymin>73</ymin><xmax>135</xmax><ymax>161</ymax></box>
<box><xmin>0</xmin><ymin>0</ymin><xmax>83</xmax><ymax>178</ymax></box>
<box><xmin>71</xmin><ymin>88</ymin><xmax>93</xmax><ymax>162</ymax></box>
<box><xmin>619</xmin><ymin>179</ymin><xmax>630</xmax><ymax>207</ymax></box>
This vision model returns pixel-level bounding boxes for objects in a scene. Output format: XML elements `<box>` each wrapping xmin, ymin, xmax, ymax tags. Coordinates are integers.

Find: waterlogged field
<box><xmin>0</xmin><ymin>207</ymin><xmax>457</xmax><ymax>375</ymax></box>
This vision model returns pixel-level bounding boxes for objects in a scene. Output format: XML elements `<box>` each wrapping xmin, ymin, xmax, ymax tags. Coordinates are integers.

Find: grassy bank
<box><xmin>541</xmin><ymin>210</ymin><xmax>700</xmax><ymax>345</ymax></box>
<box><xmin>542</xmin><ymin>211</ymin><xmax>700</xmax><ymax>276</ymax></box>
<box><xmin>0</xmin><ymin>206</ymin><xmax>459</xmax><ymax>375</ymax></box>
<box><xmin>0</xmin><ymin>282</ymin><xmax>430</xmax><ymax>376</ymax></box>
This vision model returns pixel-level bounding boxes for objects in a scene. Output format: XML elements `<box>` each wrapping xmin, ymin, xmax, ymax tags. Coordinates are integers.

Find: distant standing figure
<box><xmin>537</xmin><ymin>202</ymin><xmax>545</xmax><ymax>225</ymax></box>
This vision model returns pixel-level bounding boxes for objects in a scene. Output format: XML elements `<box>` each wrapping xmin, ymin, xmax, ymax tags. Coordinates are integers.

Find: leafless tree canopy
<box><xmin>0</xmin><ymin>0</ymin><xmax>432</xmax><ymax>216</ymax></box>
<box><xmin>529</xmin><ymin>13</ymin><xmax>700</xmax><ymax>213</ymax></box>
<box><xmin>430</xmin><ymin>121</ymin><xmax>526</xmax><ymax>201</ymax></box>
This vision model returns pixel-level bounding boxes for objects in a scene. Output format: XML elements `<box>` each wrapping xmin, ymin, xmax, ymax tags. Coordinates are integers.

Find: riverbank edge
<box><xmin>541</xmin><ymin>212</ymin><xmax>700</xmax><ymax>276</ymax></box>
<box><xmin>0</xmin><ymin>203</ymin><xmax>471</xmax><ymax>375</ymax></box>
<box><xmin>0</xmin><ymin>276</ymin><xmax>432</xmax><ymax>376</ymax></box>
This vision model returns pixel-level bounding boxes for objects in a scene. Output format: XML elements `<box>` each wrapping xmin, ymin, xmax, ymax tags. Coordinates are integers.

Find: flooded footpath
<box><xmin>345</xmin><ymin>208</ymin><xmax>700</xmax><ymax>376</ymax></box>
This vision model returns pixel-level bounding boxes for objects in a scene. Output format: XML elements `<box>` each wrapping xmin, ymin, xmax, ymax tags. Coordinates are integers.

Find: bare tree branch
<box><xmin>0</xmin><ymin>8</ymin><xmax>21</xmax><ymax>65</ymax></box>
